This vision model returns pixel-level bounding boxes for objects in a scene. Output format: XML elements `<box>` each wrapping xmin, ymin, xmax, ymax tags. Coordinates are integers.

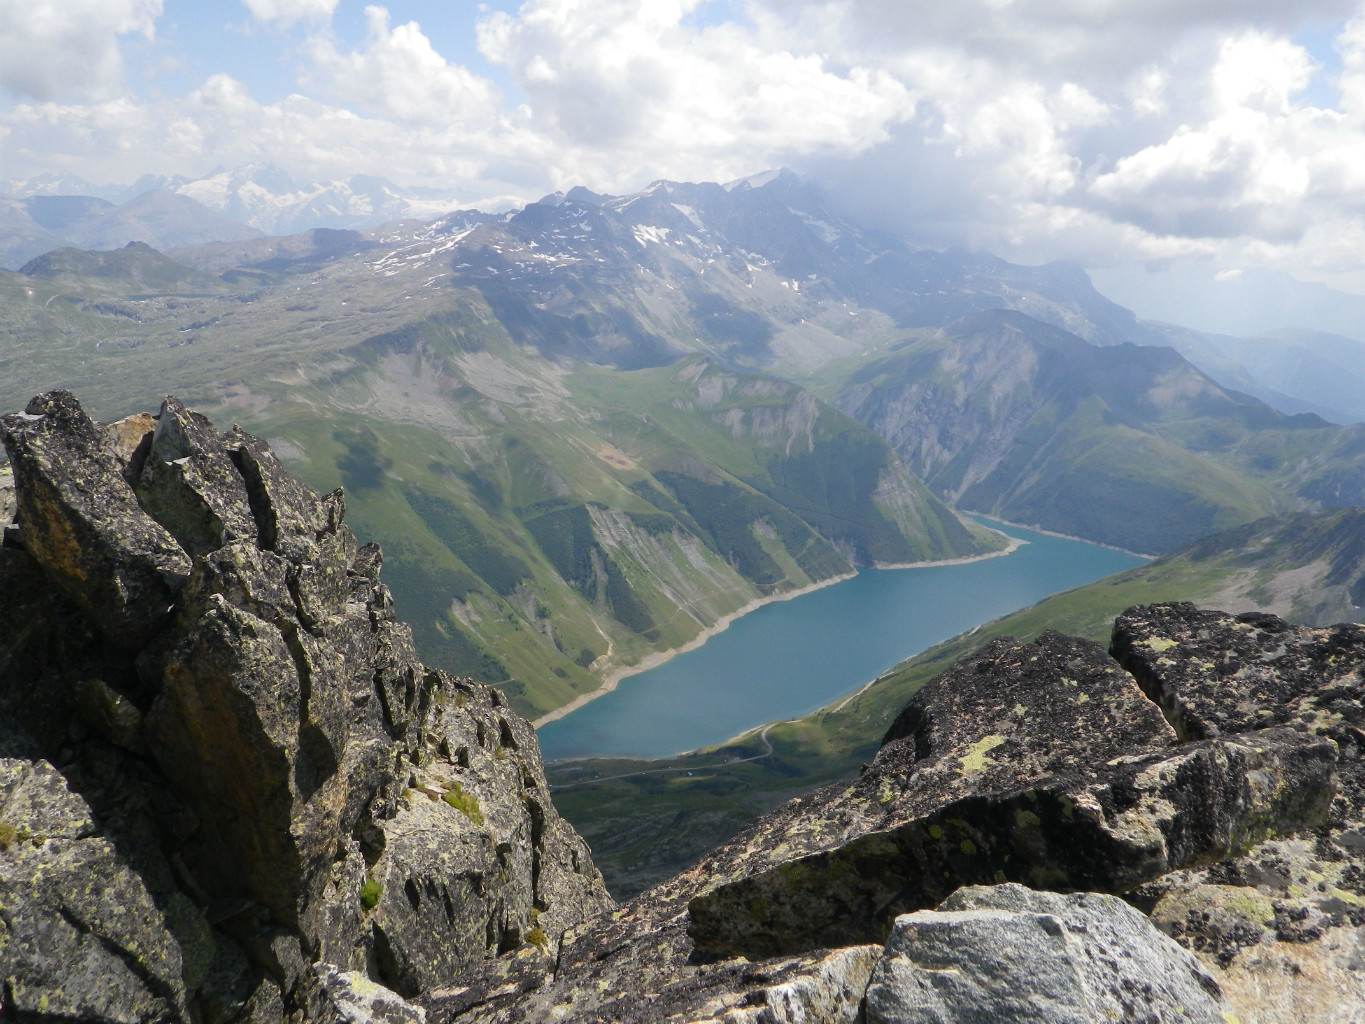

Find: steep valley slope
<box><xmin>1</xmin><ymin>190</ymin><xmax>1021</xmax><ymax>718</ymax></box>
<box><xmin>814</xmin><ymin>308</ymin><xmax>1365</xmax><ymax>554</ymax></box>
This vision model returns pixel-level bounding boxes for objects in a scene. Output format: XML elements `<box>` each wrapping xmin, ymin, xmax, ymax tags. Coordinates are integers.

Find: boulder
<box><xmin>300</xmin><ymin>964</ymin><xmax>426</xmax><ymax>1024</ymax></box>
<box><xmin>863</xmin><ymin>884</ymin><xmax>1233</xmax><ymax>1024</ymax></box>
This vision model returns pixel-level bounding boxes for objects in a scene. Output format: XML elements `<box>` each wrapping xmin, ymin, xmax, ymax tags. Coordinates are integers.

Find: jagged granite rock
<box><xmin>864</xmin><ymin>884</ymin><xmax>1233</xmax><ymax>1024</ymax></box>
<box><xmin>0</xmin><ymin>726</ymin><xmax>192</xmax><ymax>1022</ymax></box>
<box><xmin>1112</xmin><ymin>603</ymin><xmax>1365</xmax><ymax>1024</ymax></box>
<box><xmin>367</xmin><ymin>678</ymin><xmax>604</xmax><ymax>998</ymax></box>
<box><xmin>688</xmin><ymin>725</ymin><xmax>1334</xmax><ymax>958</ymax></box>
<box><xmin>1</xmin><ymin>390</ymin><xmax>192</xmax><ymax>648</ymax></box>
<box><xmin>1112</xmin><ymin>602</ymin><xmax>1365</xmax><ymax>814</ymax></box>
<box><xmin>0</xmin><ymin>391</ymin><xmax>611</xmax><ymax>1021</ymax></box>
<box><xmin>686</xmin><ymin>632</ymin><xmax>1332</xmax><ymax>958</ymax></box>
<box><xmin>134</xmin><ymin>396</ymin><xmax>259</xmax><ymax>557</ymax></box>
<box><xmin>429</xmin><ymin>628</ymin><xmax>1337</xmax><ymax>1023</ymax></box>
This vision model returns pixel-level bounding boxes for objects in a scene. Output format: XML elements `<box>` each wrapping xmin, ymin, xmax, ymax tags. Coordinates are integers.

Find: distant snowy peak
<box><xmin>163</xmin><ymin>167</ymin><xmax>468</xmax><ymax>235</ymax></box>
<box><xmin>723</xmin><ymin>169</ymin><xmax>785</xmax><ymax>191</ymax></box>
<box><xmin>3</xmin><ymin>165</ymin><xmax>469</xmax><ymax>237</ymax></box>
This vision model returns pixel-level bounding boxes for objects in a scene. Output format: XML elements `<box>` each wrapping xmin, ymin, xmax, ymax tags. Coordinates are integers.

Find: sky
<box><xmin>4</xmin><ymin>0</ymin><xmax>1365</xmax><ymax>304</ymax></box>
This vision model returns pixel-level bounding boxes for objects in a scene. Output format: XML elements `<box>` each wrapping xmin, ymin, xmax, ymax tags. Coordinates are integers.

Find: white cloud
<box><xmin>7</xmin><ymin>0</ymin><xmax>1365</xmax><ymax>291</ymax></box>
<box><xmin>476</xmin><ymin>0</ymin><xmax>913</xmax><ymax>190</ymax></box>
<box><xmin>0</xmin><ymin>0</ymin><xmax>162</xmax><ymax>101</ymax></box>
<box><xmin>241</xmin><ymin>0</ymin><xmax>337</xmax><ymax>27</ymax></box>
<box><xmin>304</xmin><ymin>6</ymin><xmax>500</xmax><ymax>123</ymax></box>
<box><xmin>1087</xmin><ymin>32</ymin><xmax>1348</xmax><ymax>247</ymax></box>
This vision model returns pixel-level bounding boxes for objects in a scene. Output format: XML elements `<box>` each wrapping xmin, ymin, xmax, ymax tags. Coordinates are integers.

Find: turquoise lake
<box><xmin>535</xmin><ymin>520</ymin><xmax>1146</xmax><ymax>761</ymax></box>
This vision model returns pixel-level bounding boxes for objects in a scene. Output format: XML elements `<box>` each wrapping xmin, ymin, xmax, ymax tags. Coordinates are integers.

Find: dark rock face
<box><xmin>0</xmin><ymin>392</ymin><xmax>611</xmax><ymax>1021</ymax></box>
<box><xmin>1112</xmin><ymin>602</ymin><xmax>1365</xmax><ymax>1022</ymax></box>
<box><xmin>682</xmin><ymin>631</ymin><xmax>1335</xmax><ymax>959</ymax></box>
<box><xmin>687</xmin><ymin>726</ymin><xmax>1334</xmax><ymax>959</ymax></box>
<box><xmin>2</xmin><ymin>390</ymin><xmax>192</xmax><ymax>648</ymax></box>
<box><xmin>1112</xmin><ymin>602</ymin><xmax>1365</xmax><ymax>809</ymax></box>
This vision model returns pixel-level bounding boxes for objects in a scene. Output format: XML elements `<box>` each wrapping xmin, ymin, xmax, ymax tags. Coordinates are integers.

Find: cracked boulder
<box><xmin>1112</xmin><ymin>602</ymin><xmax>1365</xmax><ymax>816</ymax></box>
<box><xmin>1111</xmin><ymin>603</ymin><xmax>1365</xmax><ymax>1024</ymax></box>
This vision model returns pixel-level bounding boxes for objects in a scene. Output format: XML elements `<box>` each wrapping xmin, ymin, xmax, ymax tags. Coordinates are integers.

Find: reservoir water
<box><xmin>536</xmin><ymin>520</ymin><xmax>1146</xmax><ymax>761</ymax></box>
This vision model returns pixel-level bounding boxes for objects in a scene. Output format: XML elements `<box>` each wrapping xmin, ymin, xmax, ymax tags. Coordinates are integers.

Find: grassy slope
<box><xmin>806</xmin><ymin>315</ymin><xmax>1361</xmax><ymax>554</ymax></box>
<box><xmin>549</xmin><ymin>507</ymin><xmax>1365</xmax><ymax>897</ymax></box>
<box><xmin>0</xmin><ymin>241</ymin><xmax>1000</xmax><ymax>721</ymax></box>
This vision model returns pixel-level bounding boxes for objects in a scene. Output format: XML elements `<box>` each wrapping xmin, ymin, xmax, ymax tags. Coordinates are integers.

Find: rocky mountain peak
<box><xmin>0</xmin><ymin>391</ymin><xmax>611</xmax><ymax>1020</ymax></box>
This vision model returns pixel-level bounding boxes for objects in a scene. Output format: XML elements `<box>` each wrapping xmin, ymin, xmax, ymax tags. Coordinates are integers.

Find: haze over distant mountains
<box><xmin>7</xmin><ymin>164</ymin><xmax>1365</xmax><ymax>429</ymax></box>
<box><xmin>0</xmin><ymin>163</ymin><xmax>466</xmax><ymax>266</ymax></box>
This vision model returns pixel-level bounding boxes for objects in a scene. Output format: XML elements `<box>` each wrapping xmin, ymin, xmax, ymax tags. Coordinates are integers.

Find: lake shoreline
<box><xmin>873</xmin><ymin>532</ymin><xmax>1024</xmax><ymax>569</ymax></box>
<box><xmin>536</xmin><ymin>520</ymin><xmax>1147</xmax><ymax>760</ymax></box>
<box><xmin>532</xmin><ymin>533</ymin><xmax>1025</xmax><ymax>731</ymax></box>
<box><xmin>966</xmin><ymin>511</ymin><xmax>1157</xmax><ymax>560</ymax></box>
<box><xmin>532</xmin><ymin>570</ymin><xmax>855</xmax><ymax>729</ymax></box>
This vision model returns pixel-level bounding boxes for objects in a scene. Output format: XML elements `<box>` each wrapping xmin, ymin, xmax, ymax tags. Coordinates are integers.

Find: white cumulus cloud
<box><xmin>240</xmin><ymin>0</ymin><xmax>338</xmax><ymax>27</ymax></box>
<box><xmin>7</xmin><ymin>0</ymin><xmax>1365</xmax><ymax>290</ymax></box>
<box><xmin>476</xmin><ymin>0</ymin><xmax>913</xmax><ymax>190</ymax></box>
<box><xmin>0</xmin><ymin>0</ymin><xmax>162</xmax><ymax>101</ymax></box>
<box><xmin>305</xmin><ymin>6</ymin><xmax>500</xmax><ymax>123</ymax></box>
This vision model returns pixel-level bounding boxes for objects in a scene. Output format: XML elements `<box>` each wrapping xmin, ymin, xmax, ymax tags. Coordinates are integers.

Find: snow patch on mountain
<box><xmin>632</xmin><ymin>225</ymin><xmax>671</xmax><ymax>246</ymax></box>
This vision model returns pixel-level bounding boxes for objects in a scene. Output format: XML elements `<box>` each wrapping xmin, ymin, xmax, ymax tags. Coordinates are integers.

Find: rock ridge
<box><xmin>0</xmin><ymin>390</ymin><xmax>611</xmax><ymax>1021</ymax></box>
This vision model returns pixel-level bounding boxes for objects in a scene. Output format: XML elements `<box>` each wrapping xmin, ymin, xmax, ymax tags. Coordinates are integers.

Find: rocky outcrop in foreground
<box><xmin>447</xmin><ymin>615</ymin><xmax>1351</xmax><ymax>1024</ymax></box>
<box><xmin>0</xmin><ymin>392</ymin><xmax>611</xmax><ymax>1020</ymax></box>
<box><xmin>2</xmin><ymin>390</ymin><xmax>1362</xmax><ymax>1022</ymax></box>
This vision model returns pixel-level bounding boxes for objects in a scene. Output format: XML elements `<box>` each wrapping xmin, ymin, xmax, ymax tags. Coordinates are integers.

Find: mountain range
<box><xmin>2</xmin><ymin>170</ymin><xmax>1363</xmax><ymax>722</ymax></box>
<box><xmin>4</xmin><ymin>167</ymin><xmax>1365</xmax><ymax>1023</ymax></box>
<box><xmin>0</xmin><ymin>164</ymin><xmax>469</xmax><ymax>267</ymax></box>
<box><xmin>1</xmin><ymin>391</ymin><xmax>1358</xmax><ymax>1022</ymax></box>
